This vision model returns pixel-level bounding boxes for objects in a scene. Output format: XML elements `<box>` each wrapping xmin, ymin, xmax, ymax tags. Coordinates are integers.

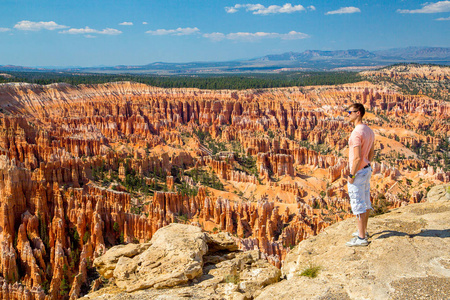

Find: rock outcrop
<box><xmin>255</xmin><ymin>186</ymin><xmax>450</xmax><ymax>300</ymax></box>
<box><xmin>87</xmin><ymin>224</ymin><xmax>281</xmax><ymax>299</ymax></box>
<box><xmin>427</xmin><ymin>184</ymin><xmax>450</xmax><ymax>202</ymax></box>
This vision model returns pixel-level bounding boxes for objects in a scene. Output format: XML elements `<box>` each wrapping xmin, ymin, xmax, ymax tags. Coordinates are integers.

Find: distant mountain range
<box><xmin>257</xmin><ymin>49</ymin><xmax>378</xmax><ymax>61</ymax></box>
<box><xmin>373</xmin><ymin>47</ymin><xmax>450</xmax><ymax>60</ymax></box>
<box><xmin>256</xmin><ymin>47</ymin><xmax>450</xmax><ymax>62</ymax></box>
<box><xmin>1</xmin><ymin>47</ymin><xmax>449</xmax><ymax>75</ymax></box>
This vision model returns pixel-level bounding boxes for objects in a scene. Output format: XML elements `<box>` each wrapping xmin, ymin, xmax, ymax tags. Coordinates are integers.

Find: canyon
<box><xmin>83</xmin><ymin>184</ymin><xmax>450</xmax><ymax>300</ymax></box>
<box><xmin>0</xmin><ymin>76</ymin><xmax>449</xmax><ymax>299</ymax></box>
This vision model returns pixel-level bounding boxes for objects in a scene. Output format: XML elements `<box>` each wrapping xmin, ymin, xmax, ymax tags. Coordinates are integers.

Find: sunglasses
<box><xmin>347</xmin><ymin>110</ymin><xmax>358</xmax><ymax>114</ymax></box>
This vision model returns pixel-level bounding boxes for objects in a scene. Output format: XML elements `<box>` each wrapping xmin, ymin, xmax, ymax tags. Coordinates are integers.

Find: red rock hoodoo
<box><xmin>0</xmin><ymin>80</ymin><xmax>448</xmax><ymax>299</ymax></box>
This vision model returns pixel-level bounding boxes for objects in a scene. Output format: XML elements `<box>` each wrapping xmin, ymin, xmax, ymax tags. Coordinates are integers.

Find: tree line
<box><xmin>0</xmin><ymin>71</ymin><xmax>363</xmax><ymax>90</ymax></box>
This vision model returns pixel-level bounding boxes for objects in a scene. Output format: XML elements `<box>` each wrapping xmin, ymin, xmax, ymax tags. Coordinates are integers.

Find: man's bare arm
<box><xmin>351</xmin><ymin>145</ymin><xmax>362</xmax><ymax>175</ymax></box>
<box><xmin>368</xmin><ymin>142</ymin><xmax>375</xmax><ymax>162</ymax></box>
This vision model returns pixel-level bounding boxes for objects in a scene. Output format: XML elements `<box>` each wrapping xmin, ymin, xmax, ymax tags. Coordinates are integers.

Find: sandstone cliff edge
<box><xmin>84</xmin><ymin>184</ymin><xmax>449</xmax><ymax>299</ymax></box>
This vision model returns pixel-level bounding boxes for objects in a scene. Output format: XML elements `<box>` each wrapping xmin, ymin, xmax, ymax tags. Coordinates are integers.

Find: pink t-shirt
<box><xmin>348</xmin><ymin>123</ymin><xmax>375</xmax><ymax>172</ymax></box>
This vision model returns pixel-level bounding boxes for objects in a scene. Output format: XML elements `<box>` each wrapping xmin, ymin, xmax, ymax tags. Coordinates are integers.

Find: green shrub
<box><xmin>299</xmin><ymin>265</ymin><xmax>321</xmax><ymax>278</ymax></box>
<box><xmin>59</xmin><ymin>277</ymin><xmax>70</xmax><ymax>295</ymax></box>
<box><xmin>178</xmin><ymin>214</ymin><xmax>189</xmax><ymax>224</ymax></box>
<box><xmin>113</xmin><ymin>222</ymin><xmax>119</xmax><ymax>232</ymax></box>
<box><xmin>83</xmin><ymin>231</ymin><xmax>90</xmax><ymax>244</ymax></box>
<box><xmin>224</xmin><ymin>274</ymin><xmax>240</xmax><ymax>284</ymax></box>
<box><xmin>184</xmin><ymin>168</ymin><xmax>224</xmax><ymax>191</ymax></box>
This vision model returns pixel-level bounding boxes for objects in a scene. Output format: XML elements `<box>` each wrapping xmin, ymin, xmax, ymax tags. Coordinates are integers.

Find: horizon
<box><xmin>2</xmin><ymin>46</ymin><xmax>450</xmax><ymax>70</ymax></box>
<box><xmin>1</xmin><ymin>0</ymin><xmax>450</xmax><ymax>67</ymax></box>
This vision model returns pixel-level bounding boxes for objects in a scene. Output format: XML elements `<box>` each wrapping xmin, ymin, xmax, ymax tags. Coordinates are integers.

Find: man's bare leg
<box><xmin>364</xmin><ymin>209</ymin><xmax>370</xmax><ymax>236</ymax></box>
<box><xmin>357</xmin><ymin>212</ymin><xmax>368</xmax><ymax>239</ymax></box>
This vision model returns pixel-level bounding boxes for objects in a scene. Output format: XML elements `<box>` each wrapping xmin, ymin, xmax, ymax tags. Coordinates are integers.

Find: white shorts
<box><xmin>348</xmin><ymin>166</ymin><xmax>372</xmax><ymax>215</ymax></box>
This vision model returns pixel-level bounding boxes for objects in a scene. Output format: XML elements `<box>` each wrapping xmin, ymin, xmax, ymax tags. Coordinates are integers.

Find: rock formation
<box><xmin>88</xmin><ymin>224</ymin><xmax>280</xmax><ymax>299</ymax></box>
<box><xmin>256</xmin><ymin>185</ymin><xmax>450</xmax><ymax>300</ymax></box>
<box><xmin>0</xmin><ymin>80</ymin><xmax>448</xmax><ymax>298</ymax></box>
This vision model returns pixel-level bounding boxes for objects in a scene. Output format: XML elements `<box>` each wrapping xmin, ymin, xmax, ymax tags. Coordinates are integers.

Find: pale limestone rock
<box><xmin>94</xmin><ymin>242</ymin><xmax>151</xmax><ymax>279</ymax></box>
<box><xmin>116</xmin><ymin>223</ymin><xmax>207</xmax><ymax>292</ymax></box>
<box><xmin>85</xmin><ymin>225</ymin><xmax>281</xmax><ymax>299</ymax></box>
<box><xmin>198</xmin><ymin>249</ymin><xmax>280</xmax><ymax>298</ymax></box>
<box><xmin>113</xmin><ymin>257</ymin><xmax>138</xmax><ymax>281</ymax></box>
<box><xmin>256</xmin><ymin>199</ymin><xmax>450</xmax><ymax>300</ymax></box>
<box><xmin>426</xmin><ymin>184</ymin><xmax>450</xmax><ymax>202</ymax></box>
<box><xmin>206</xmin><ymin>231</ymin><xmax>239</xmax><ymax>253</ymax></box>
<box><xmin>238</xmin><ymin>262</ymin><xmax>281</xmax><ymax>298</ymax></box>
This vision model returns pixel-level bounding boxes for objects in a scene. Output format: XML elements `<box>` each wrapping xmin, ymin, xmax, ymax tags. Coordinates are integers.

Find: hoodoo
<box><xmin>0</xmin><ymin>77</ymin><xmax>448</xmax><ymax>299</ymax></box>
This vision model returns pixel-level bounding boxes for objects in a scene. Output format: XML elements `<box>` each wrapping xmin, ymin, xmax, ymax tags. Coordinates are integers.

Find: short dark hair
<box><xmin>349</xmin><ymin>103</ymin><xmax>365</xmax><ymax>118</ymax></box>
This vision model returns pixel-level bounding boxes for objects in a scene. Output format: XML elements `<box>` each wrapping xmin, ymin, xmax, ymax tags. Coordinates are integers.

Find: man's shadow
<box><xmin>374</xmin><ymin>229</ymin><xmax>450</xmax><ymax>239</ymax></box>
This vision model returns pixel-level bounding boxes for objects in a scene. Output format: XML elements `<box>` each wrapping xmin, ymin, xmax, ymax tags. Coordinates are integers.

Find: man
<box><xmin>345</xmin><ymin>103</ymin><xmax>375</xmax><ymax>247</ymax></box>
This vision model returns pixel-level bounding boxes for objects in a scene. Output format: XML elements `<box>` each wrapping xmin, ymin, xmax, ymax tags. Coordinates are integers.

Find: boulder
<box><xmin>427</xmin><ymin>184</ymin><xmax>450</xmax><ymax>202</ymax></box>
<box><xmin>103</xmin><ymin>224</ymin><xmax>207</xmax><ymax>292</ymax></box>
<box><xmin>85</xmin><ymin>225</ymin><xmax>281</xmax><ymax>299</ymax></box>
<box><xmin>94</xmin><ymin>242</ymin><xmax>151</xmax><ymax>279</ymax></box>
<box><xmin>206</xmin><ymin>231</ymin><xmax>239</xmax><ymax>253</ymax></box>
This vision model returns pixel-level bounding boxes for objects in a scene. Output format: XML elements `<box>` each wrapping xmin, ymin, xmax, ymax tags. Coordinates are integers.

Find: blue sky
<box><xmin>0</xmin><ymin>0</ymin><xmax>449</xmax><ymax>67</ymax></box>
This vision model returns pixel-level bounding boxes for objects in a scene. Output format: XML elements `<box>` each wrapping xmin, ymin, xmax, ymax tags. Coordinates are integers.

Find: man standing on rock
<box><xmin>346</xmin><ymin>103</ymin><xmax>375</xmax><ymax>247</ymax></box>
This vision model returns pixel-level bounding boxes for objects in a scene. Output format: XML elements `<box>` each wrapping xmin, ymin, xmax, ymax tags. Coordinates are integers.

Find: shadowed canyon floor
<box><xmin>0</xmin><ymin>71</ymin><xmax>448</xmax><ymax>299</ymax></box>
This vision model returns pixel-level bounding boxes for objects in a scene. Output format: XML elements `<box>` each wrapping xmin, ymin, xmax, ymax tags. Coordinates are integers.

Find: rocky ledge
<box><xmin>83</xmin><ymin>185</ymin><xmax>449</xmax><ymax>299</ymax></box>
<box><xmin>85</xmin><ymin>223</ymin><xmax>280</xmax><ymax>299</ymax></box>
<box><xmin>256</xmin><ymin>184</ymin><xmax>450</xmax><ymax>300</ymax></box>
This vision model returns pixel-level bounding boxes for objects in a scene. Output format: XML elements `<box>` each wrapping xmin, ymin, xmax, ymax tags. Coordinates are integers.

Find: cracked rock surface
<box><xmin>88</xmin><ymin>223</ymin><xmax>280</xmax><ymax>299</ymax></box>
<box><xmin>255</xmin><ymin>185</ymin><xmax>450</xmax><ymax>300</ymax></box>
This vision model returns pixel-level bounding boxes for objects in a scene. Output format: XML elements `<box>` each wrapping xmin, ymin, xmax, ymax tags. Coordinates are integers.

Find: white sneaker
<box><xmin>352</xmin><ymin>231</ymin><xmax>369</xmax><ymax>239</ymax></box>
<box><xmin>346</xmin><ymin>237</ymin><xmax>369</xmax><ymax>247</ymax></box>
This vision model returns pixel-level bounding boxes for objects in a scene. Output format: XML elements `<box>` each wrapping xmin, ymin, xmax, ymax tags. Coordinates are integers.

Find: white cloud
<box><xmin>14</xmin><ymin>20</ymin><xmax>68</xmax><ymax>31</ymax></box>
<box><xmin>142</xmin><ymin>22</ymin><xmax>148</xmax><ymax>25</ymax></box>
<box><xmin>59</xmin><ymin>26</ymin><xmax>122</xmax><ymax>35</ymax></box>
<box><xmin>226</xmin><ymin>3</ymin><xmax>306</xmax><ymax>15</ymax></box>
<box><xmin>203</xmin><ymin>32</ymin><xmax>226</xmax><ymax>41</ymax></box>
<box><xmin>436</xmin><ymin>16</ymin><xmax>450</xmax><ymax>20</ymax></box>
<box><xmin>119</xmin><ymin>22</ymin><xmax>133</xmax><ymax>26</ymax></box>
<box><xmin>225</xmin><ymin>7</ymin><xmax>238</xmax><ymax>13</ymax></box>
<box><xmin>146</xmin><ymin>27</ymin><xmax>199</xmax><ymax>36</ymax></box>
<box><xmin>282</xmin><ymin>30</ymin><xmax>310</xmax><ymax>40</ymax></box>
<box><xmin>398</xmin><ymin>1</ymin><xmax>450</xmax><ymax>13</ymax></box>
<box><xmin>203</xmin><ymin>30</ymin><xmax>309</xmax><ymax>41</ymax></box>
<box><xmin>308</xmin><ymin>6</ymin><xmax>316</xmax><ymax>11</ymax></box>
<box><xmin>101</xmin><ymin>28</ymin><xmax>122</xmax><ymax>35</ymax></box>
<box><xmin>325</xmin><ymin>7</ymin><xmax>361</xmax><ymax>15</ymax></box>
<box><xmin>0</xmin><ymin>28</ymin><xmax>11</xmax><ymax>32</ymax></box>
<box><xmin>227</xmin><ymin>32</ymin><xmax>278</xmax><ymax>39</ymax></box>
